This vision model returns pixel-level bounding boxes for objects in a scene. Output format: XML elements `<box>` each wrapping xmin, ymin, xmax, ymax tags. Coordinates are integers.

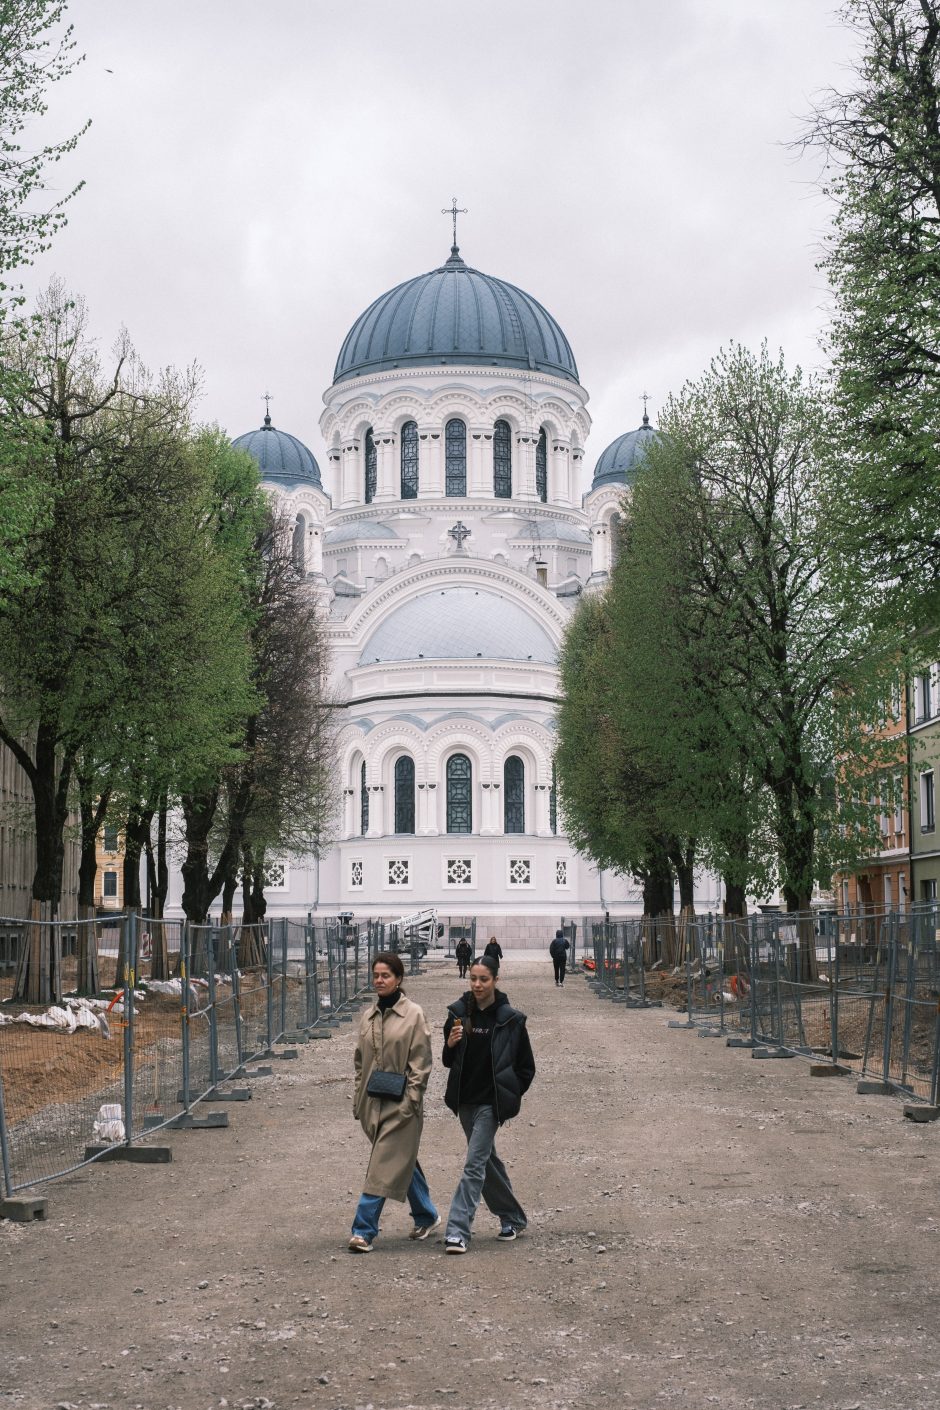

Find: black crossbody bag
<box><xmin>365</xmin><ymin>1012</ymin><xmax>408</xmax><ymax>1100</ymax></box>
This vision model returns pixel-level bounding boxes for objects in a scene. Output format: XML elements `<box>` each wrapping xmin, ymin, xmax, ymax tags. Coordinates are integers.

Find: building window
<box><xmin>883</xmin><ymin>874</ymin><xmax>893</xmax><ymax>910</ymax></box>
<box><xmin>555</xmin><ymin>858</ymin><xmax>568</xmax><ymax>887</ymax></box>
<box><xmin>536</xmin><ymin>427</ymin><xmax>547</xmax><ymax>502</ymax></box>
<box><xmin>394</xmin><ymin>755</ymin><xmax>415</xmax><ymax>835</ymax></box>
<box><xmin>103</xmin><ymin>824</ymin><xmax>119</xmax><ymax>853</ymax></box>
<box><xmin>894</xmin><ymin>774</ymin><xmax>904</xmax><ymax>836</ymax></box>
<box><xmin>920</xmin><ymin>770</ymin><xmax>935</xmax><ymax>833</ymax></box>
<box><xmin>445</xmin><ymin>857</ymin><xmax>474</xmax><ymax>886</ymax></box>
<box><xmin>103</xmin><ymin>870</ymin><xmax>118</xmax><ymax>898</ymax></box>
<box><xmin>922</xmin><ymin>878</ymin><xmax>938</xmax><ymax>902</ymax></box>
<box><xmin>915</xmin><ymin>671</ymin><xmax>934</xmax><ymax>722</ymax></box>
<box><xmin>365</xmin><ymin>427</ymin><xmax>377</xmax><ymax>504</ymax></box>
<box><xmin>445</xmin><ymin>419</ymin><xmax>466</xmax><ymax>496</ymax></box>
<box><xmin>508</xmin><ymin>857</ymin><xmax>532</xmax><ymax>887</ymax></box>
<box><xmin>386</xmin><ymin>858</ymin><xmax>410</xmax><ymax>887</ymax></box>
<box><xmin>493</xmin><ymin>419</ymin><xmax>512</xmax><ymax>498</ymax></box>
<box><xmin>400</xmin><ymin>420</ymin><xmax>418</xmax><ymax>499</ymax></box>
<box><xmin>899</xmin><ymin>872</ymin><xmax>907</xmax><ymax>912</ymax></box>
<box><xmin>446</xmin><ymin>753</ymin><xmax>472</xmax><ymax>833</ymax></box>
<box><xmin>350</xmin><ymin>859</ymin><xmax>363</xmax><ymax>889</ymax></box>
<box><xmin>503</xmin><ymin>755</ymin><xmax>525</xmax><ymax>833</ymax></box>
<box><xmin>841</xmin><ymin>879</ymin><xmax>850</xmax><ymax>912</ymax></box>
<box><xmin>550</xmin><ymin>761</ymin><xmax>558</xmax><ymax>835</ymax></box>
<box><xmin>360</xmin><ymin>761</ymin><xmax>369</xmax><ymax>836</ymax></box>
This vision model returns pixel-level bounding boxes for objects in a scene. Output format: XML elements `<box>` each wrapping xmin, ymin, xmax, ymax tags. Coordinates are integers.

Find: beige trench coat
<box><xmin>353</xmin><ymin>991</ymin><xmax>432</xmax><ymax>1201</ymax></box>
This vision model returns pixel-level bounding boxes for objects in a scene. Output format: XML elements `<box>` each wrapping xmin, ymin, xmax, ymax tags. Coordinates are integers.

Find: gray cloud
<box><xmin>22</xmin><ymin>0</ymin><xmax>851</xmax><ymax>485</ymax></box>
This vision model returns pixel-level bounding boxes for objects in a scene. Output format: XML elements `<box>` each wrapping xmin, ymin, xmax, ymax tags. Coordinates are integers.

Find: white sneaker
<box><xmin>347</xmin><ymin>1235</ymin><xmax>373</xmax><ymax>1253</ymax></box>
<box><xmin>410</xmin><ymin>1214</ymin><xmax>442</xmax><ymax>1241</ymax></box>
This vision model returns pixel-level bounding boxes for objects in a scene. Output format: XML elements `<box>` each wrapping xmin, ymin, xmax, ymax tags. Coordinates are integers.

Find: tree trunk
<box><xmin>75</xmin><ymin>773</ymin><xmax>108</xmax><ymax>994</ymax></box>
<box><xmin>723</xmin><ymin>879</ymin><xmax>747</xmax><ymax>918</ymax></box>
<box><xmin>237</xmin><ymin>844</ymin><xmax>268</xmax><ymax>967</ymax></box>
<box><xmin>181</xmin><ymin>788</ymin><xmax>220</xmax><ymax>926</ymax></box>
<box><xmin>116</xmin><ymin>801</ymin><xmax>154</xmax><ymax>981</ymax></box>
<box><xmin>145</xmin><ymin>795</ymin><xmax>171</xmax><ymax>980</ymax></box>
<box><xmin>669</xmin><ymin>839</ymin><xmax>696</xmax><ymax>966</ymax></box>
<box><xmin>10</xmin><ymin>723</ymin><xmax>73</xmax><ymax>1002</ymax></box>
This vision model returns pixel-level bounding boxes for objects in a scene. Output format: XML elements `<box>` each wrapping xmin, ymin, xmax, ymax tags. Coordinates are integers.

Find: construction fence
<box><xmin>0</xmin><ymin>912</ymin><xmax>413</xmax><ymax>1197</ymax></box>
<box><xmin>585</xmin><ymin>908</ymin><xmax>940</xmax><ymax>1108</ymax></box>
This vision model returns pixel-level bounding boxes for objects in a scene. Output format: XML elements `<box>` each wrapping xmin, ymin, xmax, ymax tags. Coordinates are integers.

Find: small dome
<box><xmin>334</xmin><ymin>246</ymin><xmax>579</xmax><ymax>385</ymax></box>
<box><xmin>590</xmin><ymin>413</ymin><xmax>657</xmax><ymax>492</ymax></box>
<box><xmin>233</xmin><ymin>415</ymin><xmax>322</xmax><ymax>489</ymax></box>
<box><xmin>358</xmin><ymin>588</ymin><xmax>557</xmax><ymax>666</ymax></box>
<box><xmin>323</xmin><ymin>520</ymin><xmax>401</xmax><ymax>545</ymax></box>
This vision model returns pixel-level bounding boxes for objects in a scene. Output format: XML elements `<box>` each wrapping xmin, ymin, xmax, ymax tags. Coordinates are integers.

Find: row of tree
<box><xmin>0</xmin><ymin>4</ymin><xmax>337</xmax><ymax>1000</ymax></box>
<box><xmin>557</xmin><ymin>0</ymin><xmax>940</xmax><ymax>950</ymax></box>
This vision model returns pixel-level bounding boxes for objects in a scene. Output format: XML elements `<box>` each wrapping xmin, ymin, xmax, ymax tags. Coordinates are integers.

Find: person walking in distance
<box><xmin>440</xmin><ymin>955</ymin><xmax>535</xmax><ymax>1254</ymax></box>
<box><xmin>348</xmin><ymin>952</ymin><xmax>440</xmax><ymax>1252</ymax></box>
<box><xmin>455</xmin><ymin>935</ymin><xmax>473</xmax><ymax>979</ymax></box>
<box><xmin>483</xmin><ymin>935</ymin><xmax>503</xmax><ymax>972</ymax></box>
<box><xmin>549</xmin><ymin>929</ymin><xmax>570</xmax><ymax>986</ymax></box>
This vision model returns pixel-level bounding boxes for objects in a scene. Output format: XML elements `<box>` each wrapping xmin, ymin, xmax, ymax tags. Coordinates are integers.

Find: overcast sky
<box><xmin>22</xmin><ymin>0</ymin><xmax>856</xmax><ymax>492</ymax></box>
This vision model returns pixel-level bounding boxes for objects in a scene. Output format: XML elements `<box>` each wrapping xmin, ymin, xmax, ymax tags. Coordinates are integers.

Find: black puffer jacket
<box><xmin>442</xmin><ymin>991</ymin><xmax>535</xmax><ymax>1125</ymax></box>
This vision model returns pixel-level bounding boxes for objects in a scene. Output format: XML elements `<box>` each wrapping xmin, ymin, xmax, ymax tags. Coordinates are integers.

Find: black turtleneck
<box><xmin>378</xmin><ymin>990</ymin><xmax>400</xmax><ymax>1012</ymax></box>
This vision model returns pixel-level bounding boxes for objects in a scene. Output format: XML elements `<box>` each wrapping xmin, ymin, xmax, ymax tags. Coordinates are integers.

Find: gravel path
<box><xmin>1</xmin><ymin>958</ymin><xmax>937</xmax><ymax>1410</ymax></box>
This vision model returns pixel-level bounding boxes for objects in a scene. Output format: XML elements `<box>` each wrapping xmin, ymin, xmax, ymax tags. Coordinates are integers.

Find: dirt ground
<box><xmin>1</xmin><ymin>957</ymin><xmax>938</xmax><ymax>1410</ymax></box>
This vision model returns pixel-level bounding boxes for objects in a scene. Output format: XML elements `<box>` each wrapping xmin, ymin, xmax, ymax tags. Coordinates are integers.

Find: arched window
<box><xmin>536</xmin><ymin>427</ymin><xmax>548</xmax><ymax>503</ymax></box>
<box><xmin>550</xmin><ymin>760</ymin><xmax>558</xmax><ymax>835</ymax></box>
<box><xmin>445</xmin><ymin>419</ymin><xmax>466</xmax><ymax>496</ymax></box>
<box><xmin>360</xmin><ymin>761</ymin><xmax>369</xmax><ymax>836</ymax></box>
<box><xmin>400</xmin><ymin>420</ymin><xmax>418</xmax><ymax>499</ymax></box>
<box><xmin>493</xmin><ymin>419</ymin><xmax>512</xmax><ymax>498</ymax></box>
<box><xmin>394</xmin><ymin>756</ymin><xmax>415</xmax><ymax>835</ymax></box>
<box><xmin>364</xmin><ymin>427</ymin><xmax>377</xmax><ymax>504</ymax></box>
<box><xmin>446</xmin><ymin>753</ymin><xmax>472</xmax><ymax>833</ymax></box>
<box><xmin>291</xmin><ymin>515</ymin><xmax>306</xmax><ymax>575</ymax></box>
<box><xmin>504</xmin><ymin>755</ymin><xmax>525</xmax><ymax>833</ymax></box>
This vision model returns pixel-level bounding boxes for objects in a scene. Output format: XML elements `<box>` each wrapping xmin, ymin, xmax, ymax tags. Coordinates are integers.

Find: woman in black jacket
<box><xmin>440</xmin><ymin>955</ymin><xmax>535</xmax><ymax>1254</ymax></box>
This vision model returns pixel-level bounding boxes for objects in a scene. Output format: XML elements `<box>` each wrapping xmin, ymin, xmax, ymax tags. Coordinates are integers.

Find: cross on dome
<box><xmin>262</xmin><ymin>390</ymin><xmax>273</xmax><ymax>426</ymax></box>
<box><xmin>441</xmin><ymin>196</ymin><xmax>468</xmax><ymax>255</ymax></box>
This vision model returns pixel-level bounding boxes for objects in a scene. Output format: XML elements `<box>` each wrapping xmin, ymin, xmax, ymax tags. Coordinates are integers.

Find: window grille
<box><xmin>555</xmin><ymin>859</ymin><xmax>568</xmax><ymax>887</ymax></box>
<box><xmin>550</xmin><ymin>761</ymin><xmax>558</xmax><ymax>835</ymax></box>
<box><xmin>394</xmin><ymin>756</ymin><xmax>415</xmax><ymax>834</ymax></box>
<box><xmin>360</xmin><ymin>761</ymin><xmax>369</xmax><ymax>836</ymax></box>
<box><xmin>292</xmin><ymin>515</ymin><xmax>306</xmax><ymax>574</ymax></box>
<box><xmin>508</xmin><ymin>858</ymin><xmax>532</xmax><ymax>886</ymax></box>
<box><xmin>387</xmin><ymin>858</ymin><xmax>410</xmax><ymax>887</ymax></box>
<box><xmin>400</xmin><ymin>420</ymin><xmax>418</xmax><ymax>499</ymax></box>
<box><xmin>445</xmin><ymin>419</ymin><xmax>466</xmax><ymax>496</ymax></box>
<box><xmin>446</xmin><ymin>753</ymin><xmax>472</xmax><ymax>833</ymax></box>
<box><xmin>365</xmin><ymin>427</ymin><xmax>377</xmax><ymax>504</ymax></box>
<box><xmin>536</xmin><ymin>427</ymin><xmax>547</xmax><ymax>502</ymax></box>
<box><xmin>103</xmin><ymin>825</ymin><xmax>119</xmax><ymax>853</ymax></box>
<box><xmin>503</xmin><ymin>755</ymin><xmax>525</xmax><ymax>833</ymax></box>
<box><xmin>350</xmin><ymin>860</ymin><xmax>363</xmax><ymax>888</ymax></box>
<box><xmin>493</xmin><ymin>419</ymin><xmax>512</xmax><ymax>498</ymax></box>
<box><xmin>446</xmin><ymin>858</ymin><xmax>473</xmax><ymax>886</ymax></box>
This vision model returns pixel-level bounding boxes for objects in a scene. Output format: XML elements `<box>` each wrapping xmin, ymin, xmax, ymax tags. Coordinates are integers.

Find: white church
<box><xmin>206</xmin><ymin>232</ymin><xmax>721</xmax><ymax>926</ymax></box>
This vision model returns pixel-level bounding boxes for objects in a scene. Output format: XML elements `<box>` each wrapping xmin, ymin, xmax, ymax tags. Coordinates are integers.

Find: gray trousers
<box><xmin>445</xmin><ymin>1103</ymin><xmax>527</xmax><ymax>1243</ymax></box>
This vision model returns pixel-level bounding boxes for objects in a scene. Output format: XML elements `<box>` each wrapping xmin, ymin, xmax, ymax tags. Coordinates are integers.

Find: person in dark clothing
<box><xmin>549</xmin><ymin>929</ymin><xmax>570</xmax><ymax>986</ymax></box>
<box><xmin>455</xmin><ymin>937</ymin><xmax>473</xmax><ymax>979</ymax></box>
<box><xmin>482</xmin><ymin>936</ymin><xmax>503</xmax><ymax>972</ymax></box>
<box><xmin>440</xmin><ymin>955</ymin><xmax>535</xmax><ymax>1254</ymax></box>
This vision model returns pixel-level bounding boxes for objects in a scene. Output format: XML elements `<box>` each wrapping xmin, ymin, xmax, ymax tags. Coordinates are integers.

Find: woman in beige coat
<box><xmin>349</xmin><ymin>951</ymin><xmax>440</xmax><ymax>1252</ymax></box>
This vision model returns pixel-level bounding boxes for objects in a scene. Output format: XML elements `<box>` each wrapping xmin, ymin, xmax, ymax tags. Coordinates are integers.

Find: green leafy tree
<box><xmin>801</xmin><ymin>0</ymin><xmax>940</xmax><ymax>641</ymax></box>
<box><xmin>0</xmin><ymin>0</ymin><xmax>87</xmax><ymax>301</ymax></box>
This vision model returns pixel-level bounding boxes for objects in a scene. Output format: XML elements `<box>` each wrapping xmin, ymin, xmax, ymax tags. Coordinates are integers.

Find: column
<box><xmin>418</xmin><ymin>427</ymin><xmax>443</xmax><ymax>499</ymax></box>
<box><xmin>516</xmin><ymin>433</ymin><xmax>538</xmax><ymax>501</ymax></box>
<box><xmin>469</xmin><ymin>426</ymin><xmax>490</xmax><ymax>497</ymax></box>
<box><xmin>550</xmin><ymin>440</ymin><xmax>571</xmax><ymax>506</ymax></box>
<box><xmin>366</xmin><ymin>785</ymin><xmax>385</xmax><ymax>838</ymax></box>
<box><xmin>341</xmin><ymin>442</ymin><xmax>361</xmax><ymax>507</ymax></box>
<box><xmin>534</xmin><ymin>784</ymin><xmax>552</xmax><ymax>837</ymax></box>
<box><xmin>374</xmin><ymin>433</ymin><xmax>396</xmax><ymax>503</ymax></box>
<box><xmin>308</xmin><ymin>524</ymin><xmax>324</xmax><ymax>577</ymax></box>
<box><xmin>480</xmin><ymin>783</ymin><xmax>495</xmax><ymax>835</ymax></box>
<box><xmin>425</xmin><ymin>781</ymin><xmax>440</xmax><ymax>835</ymax></box>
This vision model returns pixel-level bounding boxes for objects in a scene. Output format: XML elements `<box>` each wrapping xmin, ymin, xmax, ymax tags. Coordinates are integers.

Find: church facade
<box><xmin>217</xmin><ymin>239</ymin><xmax>721</xmax><ymax>924</ymax></box>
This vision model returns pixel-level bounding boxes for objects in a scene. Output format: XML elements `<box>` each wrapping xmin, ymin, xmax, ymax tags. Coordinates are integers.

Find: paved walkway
<box><xmin>1</xmin><ymin>958</ymin><xmax>937</xmax><ymax>1410</ymax></box>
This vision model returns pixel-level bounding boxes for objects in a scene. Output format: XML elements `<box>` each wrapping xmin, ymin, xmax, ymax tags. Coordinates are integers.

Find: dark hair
<box><xmin>373</xmin><ymin>951</ymin><xmax>405</xmax><ymax>982</ymax></box>
<box><xmin>463</xmin><ymin>954</ymin><xmax>497</xmax><ymax>1034</ymax></box>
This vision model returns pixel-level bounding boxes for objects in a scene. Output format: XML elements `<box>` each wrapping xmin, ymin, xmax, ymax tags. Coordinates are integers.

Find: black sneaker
<box><xmin>444</xmin><ymin>1236</ymin><xmax>468</xmax><ymax>1255</ymax></box>
<box><xmin>496</xmin><ymin>1225</ymin><xmax>518</xmax><ymax>1241</ymax></box>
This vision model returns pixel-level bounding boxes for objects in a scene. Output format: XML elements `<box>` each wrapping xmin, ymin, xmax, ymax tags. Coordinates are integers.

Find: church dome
<box><xmin>358</xmin><ymin>587</ymin><xmax>557</xmax><ymax>666</ymax></box>
<box><xmin>590</xmin><ymin>413</ymin><xmax>657</xmax><ymax>491</ymax></box>
<box><xmin>233</xmin><ymin>415</ymin><xmax>323</xmax><ymax>489</ymax></box>
<box><xmin>334</xmin><ymin>246</ymin><xmax>579</xmax><ymax>385</ymax></box>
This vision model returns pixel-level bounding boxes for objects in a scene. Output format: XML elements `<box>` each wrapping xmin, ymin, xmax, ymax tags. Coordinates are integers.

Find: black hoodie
<box><xmin>441</xmin><ymin>989</ymin><xmax>536</xmax><ymax>1124</ymax></box>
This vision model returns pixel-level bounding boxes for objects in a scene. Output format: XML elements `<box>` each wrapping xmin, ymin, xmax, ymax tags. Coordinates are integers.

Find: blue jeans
<box><xmin>351</xmin><ymin>1161</ymin><xmax>437</xmax><ymax>1243</ymax></box>
<box><xmin>445</xmin><ymin>1104</ymin><xmax>527</xmax><ymax>1244</ymax></box>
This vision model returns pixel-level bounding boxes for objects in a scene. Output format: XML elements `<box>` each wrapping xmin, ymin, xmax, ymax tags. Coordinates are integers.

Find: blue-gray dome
<box><xmin>334</xmin><ymin>246</ymin><xmax>579</xmax><ymax>385</ymax></box>
<box><xmin>358</xmin><ymin>588</ymin><xmax>557</xmax><ymax>666</ymax></box>
<box><xmin>233</xmin><ymin>415</ymin><xmax>322</xmax><ymax>489</ymax></box>
<box><xmin>590</xmin><ymin>414</ymin><xmax>657</xmax><ymax>492</ymax></box>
